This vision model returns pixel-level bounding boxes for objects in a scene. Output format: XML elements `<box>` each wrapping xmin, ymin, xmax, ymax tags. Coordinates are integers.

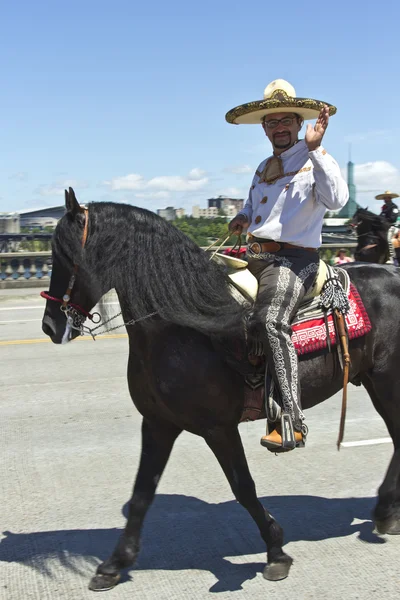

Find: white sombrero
<box><xmin>375</xmin><ymin>190</ymin><xmax>400</xmax><ymax>200</ymax></box>
<box><xmin>225</xmin><ymin>79</ymin><xmax>337</xmax><ymax>125</ymax></box>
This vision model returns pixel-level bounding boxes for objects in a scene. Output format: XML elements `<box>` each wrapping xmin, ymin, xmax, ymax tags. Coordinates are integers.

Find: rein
<box><xmin>205</xmin><ymin>233</ymin><xmax>242</xmax><ymax>259</ymax></box>
<box><xmin>41</xmin><ymin>207</ymin><xmax>157</xmax><ymax>340</ymax></box>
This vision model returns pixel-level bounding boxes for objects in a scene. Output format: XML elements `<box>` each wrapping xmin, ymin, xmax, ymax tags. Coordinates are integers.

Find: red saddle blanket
<box><xmin>291</xmin><ymin>283</ymin><xmax>371</xmax><ymax>356</ymax></box>
<box><xmin>240</xmin><ymin>283</ymin><xmax>372</xmax><ymax>423</ymax></box>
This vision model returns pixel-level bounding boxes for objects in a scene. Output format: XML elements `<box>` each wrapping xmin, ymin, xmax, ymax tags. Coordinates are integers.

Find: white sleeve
<box><xmin>309</xmin><ymin>147</ymin><xmax>349</xmax><ymax>211</ymax></box>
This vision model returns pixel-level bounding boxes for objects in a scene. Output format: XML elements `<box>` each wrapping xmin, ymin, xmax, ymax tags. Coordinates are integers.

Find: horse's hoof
<box><xmin>263</xmin><ymin>558</ymin><xmax>292</xmax><ymax>581</ymax></box>
<box><xmin>89</xmin><ymin>573</ymin><xmax>121</xmax><ymax>591</ymax></box>
<box><xmin>375</xmin><ymin>518</ymin><xmax>400</xmax><ymax>535</ymax></box>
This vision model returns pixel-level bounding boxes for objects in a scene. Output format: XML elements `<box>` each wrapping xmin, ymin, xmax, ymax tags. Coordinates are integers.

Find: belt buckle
<box><xmin>250</xmin><ymin>242</ymin><xmax>262</xmax><ymax>254</ymax></box>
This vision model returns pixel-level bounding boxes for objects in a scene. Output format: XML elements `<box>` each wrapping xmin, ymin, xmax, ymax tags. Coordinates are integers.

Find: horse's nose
<box><xmin>42</xmin><ymin>315</ymin><xmax>56</xmax><ymax>338</ymax></box>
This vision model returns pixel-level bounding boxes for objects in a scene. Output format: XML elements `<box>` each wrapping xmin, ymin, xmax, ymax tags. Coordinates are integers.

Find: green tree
<box><xmin>171</xmin><ymin>216</ymin><xmax>233</xmax><ymax>247</ymax></box>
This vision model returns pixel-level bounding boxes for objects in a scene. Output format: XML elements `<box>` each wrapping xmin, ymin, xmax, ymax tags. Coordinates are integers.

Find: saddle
<box><xmin>211</xmin><ymin>252</ymin><xmax>368</xmax><ymax>449</ymax></box>
<box><xmin>210</xmin><ymin>251</ymin><xmax>330</xmax><ymax>306</ymax></box>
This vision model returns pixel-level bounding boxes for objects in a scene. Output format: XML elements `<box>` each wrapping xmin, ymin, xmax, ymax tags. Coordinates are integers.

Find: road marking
<box><xmin>341</xmin><ymin>437</ymin><xmax>392</xmax><ymax>447</ymax></box>
<box><xmin>0</xmin><ymin>306</ymin><xmax>45</xmax><ymax>311</ymax></box>
<box><xmin>0</xmin><ymin>301</ymin><xmax>120</xmax><ymax>311</ymax></box>
<box><xmin>0</xmin><ymin>319</ymin><xmax>42</xmax><ymax>324</ymax></box>
<box><xmin>0</xmin><ymin>333</ymin><xmax>127</xmax><ymax>346</ymax></box>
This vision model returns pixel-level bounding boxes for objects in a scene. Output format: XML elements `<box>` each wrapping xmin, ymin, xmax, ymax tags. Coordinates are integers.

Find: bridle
<box><xmin>41</xmin><ymin>207</ymin><xmax>157</xmax><ymax>340</ymax></box>
<box><xmin>41</xmin><ymin>208</ymin><xmax>101</xmax><ymax>337</ymax></box>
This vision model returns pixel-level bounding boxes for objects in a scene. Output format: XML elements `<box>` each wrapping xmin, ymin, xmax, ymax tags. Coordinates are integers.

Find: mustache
<box><xmin>272</xmin><ymin>131</ymin><xmax>291</xmax><ymax>142</ymax></box>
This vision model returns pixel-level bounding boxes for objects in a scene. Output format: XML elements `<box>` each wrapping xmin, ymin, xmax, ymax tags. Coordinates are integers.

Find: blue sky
<box><xmin>1</xmin><ymin>0</ymin><xmax>399</xmax><ymax>214</ymax></box>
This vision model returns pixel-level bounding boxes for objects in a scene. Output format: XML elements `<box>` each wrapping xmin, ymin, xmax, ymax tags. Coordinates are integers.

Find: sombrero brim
<box><xmin>225</xmin><ymin>98</ymin><xmax>337</xmax><ymax>125</ymax></box>
<box><xmin>375</xmin><ymin>193</ymin><xmax>400</xmax><ymax>200</ymax></box>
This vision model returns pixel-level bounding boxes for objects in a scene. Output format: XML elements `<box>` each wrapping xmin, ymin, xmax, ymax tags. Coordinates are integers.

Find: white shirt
<box><xmin>238</xmin><ymin>140</ymin><xmax>349</xmax><ymax>248</ymax></box>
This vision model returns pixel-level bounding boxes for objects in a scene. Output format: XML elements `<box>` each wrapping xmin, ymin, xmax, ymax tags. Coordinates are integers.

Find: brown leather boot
<box><xmin>260</xmin><ymin>424</ymin><xmax>305</xmax><ymax>452</ymax></box>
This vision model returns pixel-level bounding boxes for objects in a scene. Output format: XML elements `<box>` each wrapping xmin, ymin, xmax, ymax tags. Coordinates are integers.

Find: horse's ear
<box><xmin>65</xmin><ymin>187</ymin><xmax>82</xmax><ymax>216</ymax></box>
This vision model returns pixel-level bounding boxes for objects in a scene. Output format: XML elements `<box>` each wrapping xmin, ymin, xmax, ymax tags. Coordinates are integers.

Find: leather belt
<box><xmin>248</xmin><ymin>240</ymin><xmax>317</xmax><ymax>254</ymax></box>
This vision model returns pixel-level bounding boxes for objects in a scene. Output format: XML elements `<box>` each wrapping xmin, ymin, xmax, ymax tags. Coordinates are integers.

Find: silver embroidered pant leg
<box><xmin>247</xmin><ymin>249</ymin><xmax>319</xmax><ymax>430</ymax></box>
<box><xmin>388</xmin><ymin>226</ymin><xmax>397</xmax><ymax>263</ymax></box>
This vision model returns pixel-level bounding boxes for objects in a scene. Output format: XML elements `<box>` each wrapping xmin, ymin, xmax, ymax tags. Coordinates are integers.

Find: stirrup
<box><xmin>261</xmin><ymin>415</ymin><xmax>307</xmax><ymax>453</ymax></box>
<box><xmin>280</xmin><ymin>413</ymin><xmax>296</xmax><ymax>450</ymax></box>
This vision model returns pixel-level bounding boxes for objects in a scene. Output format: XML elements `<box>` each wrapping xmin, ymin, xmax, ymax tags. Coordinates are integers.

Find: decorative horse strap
<box><xmin>319</xmin><ymin>270</ymin><xmax>351</xmax><ymax>450</ymax></box>
<box><xmin>61</xmin><ymin>207</ymin><xmax>89</xmax><ymax>310</ymax></box>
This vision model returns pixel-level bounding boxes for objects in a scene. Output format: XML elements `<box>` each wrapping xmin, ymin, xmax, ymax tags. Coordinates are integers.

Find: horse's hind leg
<box><xmin>89</xmin><ymin>417</ymin><xmax>182</xmax><ymax>591</ymax></box>
<box><xmin>361</xmin><ymin>373</ymin><xmax>400</xmax><ymax>534</ymax></box>
<box><xmin>205</xmin><ymin>426</ymin><xmax>292</xmax><ymax>581</ymax></box>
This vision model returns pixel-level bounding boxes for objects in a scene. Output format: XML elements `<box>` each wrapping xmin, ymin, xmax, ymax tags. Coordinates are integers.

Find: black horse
<box><xmin>42</xmin><ymin>189</ymin><xmax>400</xmax><ymax>592</ymax></box>
<box><xmin>349</xmin><ymin>207</ymin><xmax>391</xmax><ymax>263</ymax></box>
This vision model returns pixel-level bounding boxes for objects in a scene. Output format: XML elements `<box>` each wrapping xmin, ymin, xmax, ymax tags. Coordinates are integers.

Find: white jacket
<box><xmin>238</xmin><ymin>140</ymin><xmax>349</xmax><ymax>248</ymax></box>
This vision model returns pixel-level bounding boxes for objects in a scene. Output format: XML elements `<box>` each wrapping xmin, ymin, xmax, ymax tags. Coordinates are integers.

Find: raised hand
<box><xmin>305</xmin><ymin>105</ymin><xmax>330</xmax><ymax>151</ymax></box>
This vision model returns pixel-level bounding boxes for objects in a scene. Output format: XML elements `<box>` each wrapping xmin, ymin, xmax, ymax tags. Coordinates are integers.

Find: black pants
<box><xmin>247</xmin><ymin>247</ymin><xmax>319</xmax><ymax>429</ymax></box>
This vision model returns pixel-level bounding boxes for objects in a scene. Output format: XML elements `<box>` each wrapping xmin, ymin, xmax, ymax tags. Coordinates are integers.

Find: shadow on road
<box><xmin>0</xmin><ymin>493</ymin><xmax>385</xmax><ymax>593</ymax></box>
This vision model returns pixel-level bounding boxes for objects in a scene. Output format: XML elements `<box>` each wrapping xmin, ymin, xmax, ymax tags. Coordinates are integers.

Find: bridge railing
<box><xmin>0</xmin><ymin>244</ymin><xmax>358</xmax><ymax>289</ymax></box>
<box><xmin>0</xmin><ymin>252</ymin><xmax>52</xmax><ymax>288</ymax></box>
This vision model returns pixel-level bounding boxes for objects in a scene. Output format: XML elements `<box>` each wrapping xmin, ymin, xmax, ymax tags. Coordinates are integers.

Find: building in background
<box><xmin>208</xmin><ymin>196</ymin><xmax>244</xmax><ymax>215</ymax></box>
<box><xmin>157</xmin><ymin>207</ymin><xmax>185</xmax><ymax>221</ymax></box>
<box><xmin>17</xmin><ymin>206</ymin><xmax>65</xmax><ymax>229</ymax></box>
<box><xmin>0</xmin><ymin>213</ymin><xmax>20</xmax><ymax>233</ymax></box>
<box><xmin>192</xmin><ymin>206</ymin><xmax>219</xmax><ymax>218</ymax></box>
<box><xmin>191</xmin><ymin>196</ymin><xmax>244</xmax><ymax>219</ymax></box>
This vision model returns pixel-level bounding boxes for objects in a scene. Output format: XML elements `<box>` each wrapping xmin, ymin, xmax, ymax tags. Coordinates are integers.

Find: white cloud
<box><xmin>104</xmin><ymin>170</ymin><xmax>209</xmax><ymax>193</ymax></box>
<box><xmin>104</xmin><ymin>174</ymin><xmax>145</xmax><ymax>191</ymax></box>
<box><xmin>216</xmin><ymin>186</ymin><xmax>245</xmax><ymax>198</ymax></box>
<box><xmin>37</xmin><ymin>180</ymin><xmax>89</xmax><ymax>196</ymax></box>
<box><xmin>340</xmin><ymin>161</ymin><xmax>400</xmax><ymax>210</ymax></box>
<box><xmin>352</xmin><ymin>161</ymin><xmax>400</xmax><ymax>196</ymax></box>
<box><xmin>224</xmin><ymin>165</ymin><xmax>253</xmax><ymax>174</ymax></box>
<box><xmin>147</xmin><ymin>175</ymin><xmax>208</xmax><ymax>192</ymax></box>
<box><xmin>188</xmin><ymin>168</ymin><xmax>207</xmax><ymax>179</ymax></box>
<box><xmin>134</xmin><ymin>191</ymin><xmax>170</xmax><ymax>199</ymax></box>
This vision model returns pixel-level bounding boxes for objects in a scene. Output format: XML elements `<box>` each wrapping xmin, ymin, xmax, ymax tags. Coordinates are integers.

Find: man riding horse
<box><xmin>376</xmin><ymin>190</ymin><xmax>399</xmax><ymax>263</ymax></box>
<box><xmin>226</xmin><ymin>79</ymin><xmax>349</xmax><ymax>452</ymax></box>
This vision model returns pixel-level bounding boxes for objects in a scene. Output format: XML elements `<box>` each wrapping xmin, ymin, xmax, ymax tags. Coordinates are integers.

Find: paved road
<box><xmin>0</xmin><ymin>288</ymin><xmax>399</xmax><ymax>599</ymax></box>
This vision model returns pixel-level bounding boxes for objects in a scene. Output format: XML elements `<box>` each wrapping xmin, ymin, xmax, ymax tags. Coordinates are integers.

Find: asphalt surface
<box><xmin>0</xmin><ymin>288</ymin><xmax>399</xmax><ymax>599</ymax></box>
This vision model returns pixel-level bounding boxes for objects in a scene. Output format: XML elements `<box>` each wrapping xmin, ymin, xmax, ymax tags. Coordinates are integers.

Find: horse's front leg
<box><xmin>205</xmin><ymin>426</ymin><xmax>293</xmax><ymax>581</ymax></box>
<box><xmin>89</xmin><ymin>417</ymin><xmax>182</xmax><ymax>591</ymax></box>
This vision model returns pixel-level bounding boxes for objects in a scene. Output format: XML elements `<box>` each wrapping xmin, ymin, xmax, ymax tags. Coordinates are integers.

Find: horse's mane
<box><xmin>54</xmin><ymin>202</ymin><xmax>251</xmax><ymax>336</ymax></box>
<box><xmin>355</xmin><ymin>208</ymin><xmax>389</xmax><ymax>230</ymax></box>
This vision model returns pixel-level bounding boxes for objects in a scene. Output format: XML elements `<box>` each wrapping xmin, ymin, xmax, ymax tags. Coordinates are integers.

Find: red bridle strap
<box><xmin>40</xmin><ymin>291</ymin><xmax>94</xmax><ymax>320</ymax></box>
<box><xmin>41</xmin><ymin>207</ymin><xmax>93</xmax><ymax>319</ymax></box>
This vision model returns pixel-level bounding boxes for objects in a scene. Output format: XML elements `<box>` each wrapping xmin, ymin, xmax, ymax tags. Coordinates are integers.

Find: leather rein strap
<box><xmin>335</xmin><ymin>309</ymin><xmax>351</xmax><ymax>450</ymax></box>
